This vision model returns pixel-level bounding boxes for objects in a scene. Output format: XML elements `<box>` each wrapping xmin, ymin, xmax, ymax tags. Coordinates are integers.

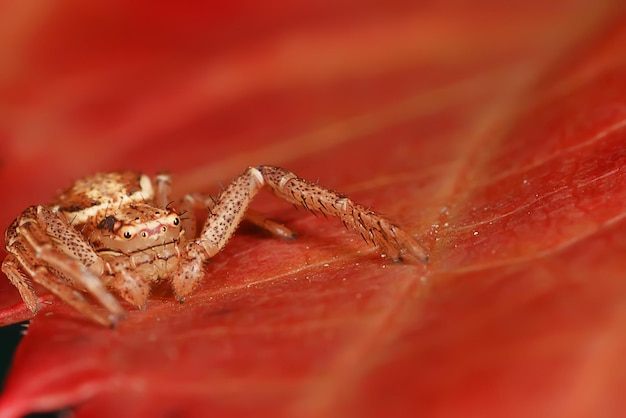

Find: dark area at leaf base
<box><xmin>0</xmin><ymin>324</ymin><xmax>23</xmax><ymax>390</ymax></box>
<box><xmin>0</xmin><ymin>323</ymin><xmax>61</xmax><ymax>417</ymax></box>
<box><xmin>0</xmin><ymin>322</ymin><xmax>62</xmax><ymax>418</ymax></box>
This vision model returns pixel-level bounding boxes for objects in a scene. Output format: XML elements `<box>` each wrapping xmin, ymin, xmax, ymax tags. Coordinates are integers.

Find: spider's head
<box><xmin>92</xmin><ymin>204</ymin><xmax>183</xmax><ymax>254</ymax></box>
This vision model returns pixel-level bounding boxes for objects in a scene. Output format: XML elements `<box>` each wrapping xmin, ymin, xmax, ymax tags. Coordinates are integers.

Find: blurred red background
<box><xmin>1</xmin><ymin>1</ymin><xmax>626</xmax><ymax>417</ymax></box>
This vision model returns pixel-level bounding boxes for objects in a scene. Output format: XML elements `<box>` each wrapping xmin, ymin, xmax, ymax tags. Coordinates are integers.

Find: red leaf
<box><xmin>2</xmin><ymin>2</ymin><xmax>626</xmax><ymax>417</ymax></box>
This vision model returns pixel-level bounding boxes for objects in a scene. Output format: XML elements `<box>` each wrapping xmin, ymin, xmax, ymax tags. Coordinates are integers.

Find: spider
<box><xmin>2</xmin><ymin>166</ymin><xmax>429</xmax><ymax>327</ymax></box>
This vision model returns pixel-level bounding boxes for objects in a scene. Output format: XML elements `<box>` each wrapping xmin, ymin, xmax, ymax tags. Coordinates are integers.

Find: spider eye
<box><xmin>141</xmin><ymin>231</ymin><xmax>148</xmax><ymax>238</ymax></box>
<box><xmin>173</xmin><ymin>217</ymin><xmax>180</xmax><ymax>226</ymax></box>
<box><xmin>121</xmin><ymin>226</ymin><xmax>135</xmax><ymax>239</ymax></box>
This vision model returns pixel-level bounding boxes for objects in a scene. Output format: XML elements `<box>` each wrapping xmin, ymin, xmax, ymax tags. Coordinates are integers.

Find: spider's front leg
<box><xmin>3</xmin><ymin>206</ymin><xmax>125</xmax><ymax>327</ymax></box>
<box><xmin>172</xmin><ymin>166</ymin><xmax>428</xmax><ymax>299</ymax></box>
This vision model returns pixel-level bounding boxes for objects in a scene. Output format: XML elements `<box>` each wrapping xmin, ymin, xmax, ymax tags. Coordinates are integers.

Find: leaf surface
<box><xmin>1</xmin><ymin>2</ymin><xmax>626</xmax><ymax>417</ymax></box>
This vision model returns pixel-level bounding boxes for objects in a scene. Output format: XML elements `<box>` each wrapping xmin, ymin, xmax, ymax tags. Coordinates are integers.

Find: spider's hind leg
<box><xmin>184</xmin><ymin>192</ymin><xmax>295</xmax><ymax>241</ymax></box>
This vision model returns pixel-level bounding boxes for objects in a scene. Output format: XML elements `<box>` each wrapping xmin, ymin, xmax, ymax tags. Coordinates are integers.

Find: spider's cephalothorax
<box><xmin>3</xmin><ymin>166</ymin><xmax>428</xmax><ymax>327</ymax></box>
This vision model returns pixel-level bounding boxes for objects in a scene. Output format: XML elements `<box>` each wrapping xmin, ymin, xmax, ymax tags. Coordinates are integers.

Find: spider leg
<box><xmin>171</xmin><ymin>166</ymin><xmax>428</xmax><ymax>299</ymax></box>
<box><xmin>257</xmin><ymin>166</ymin><xmax>429</xmax><ymax>262</ymax></box>
<box><xmin>171</xmin><ymin>168</ymin><xmax>278</xmax><ymax>298</ymax></box>
<box><xmin>9</xmin><ymin>206</ymin><xmax>125</xmax><ymax>324</ymax></box>
<box><xmin>1</xmin><ymin>253</ymin><xmax>39</xmax><ymax>314</ymax></box>
<box><xmin>179</xmin><ymin>194</ymin><xmax>201</xmax><ymax>239</ymax></box>
<box><xmin>103</xmin><ymin>257</ymin><xmax>151</xmax><ymax>309</ymax></box>
<box><xmin>34</xmin><ymin>265</ymin><xmax>118</xmax><ymax>327</ymax></box>
<box><xmin>154</xmin><ymin>173</ymin><xmax>172</xmax><ymax>209</ymax></box>
<box><xmin>242</xmin><ymin>209</ymin><xmax>296</xmax><ymax>241</ymax></box>
<box><xmin>186</xmin><ymin>192</ymin><xmax>295</xmax><ymax>241</ymax></box>
<box><xmin>5</xmin><ymin>237</ymin><xmax>119</xmax><ymax>327</ymax></box>
<box><xmin>153</xmin><ymin>174</ymin><xmax>208</xmax><ymax>241</ymax></box>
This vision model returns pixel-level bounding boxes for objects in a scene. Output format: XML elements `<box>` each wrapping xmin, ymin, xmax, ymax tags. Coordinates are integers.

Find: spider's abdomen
<box><xmin>50</xmin><ymin>172</ymin><xmax>155</xmax><ymax>225</ymax></box>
